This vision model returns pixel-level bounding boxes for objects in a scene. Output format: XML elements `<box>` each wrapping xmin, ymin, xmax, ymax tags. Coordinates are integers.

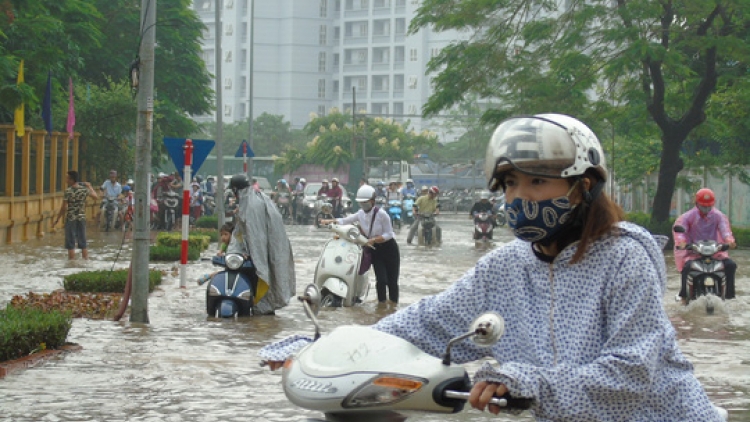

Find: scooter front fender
<box><xmin>321</xmin><ymin>277</ymin><xmax>349</xmax><ymax>299</ymax></box>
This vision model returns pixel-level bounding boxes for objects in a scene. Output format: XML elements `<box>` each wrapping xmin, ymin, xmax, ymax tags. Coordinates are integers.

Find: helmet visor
<box><xmin>485</xmin><ymin>117</ymin><xmax>577</xmax><ymax>180</ymax></box>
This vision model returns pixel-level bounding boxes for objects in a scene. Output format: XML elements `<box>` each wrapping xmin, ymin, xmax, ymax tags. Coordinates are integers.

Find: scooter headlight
<box><xmin>225</xmin><ymin>253</ymin><xmax>244</xmax><ymax>270</ymax></box>
<box><xmin>347</xmin><ymin>228</ymin><xmax>360</xmax><ymax>241</ymax></box>
<box><xmin>343</xmin><ymin>375</ymin><xmax>426</xmax><ymax>408</ymax></box>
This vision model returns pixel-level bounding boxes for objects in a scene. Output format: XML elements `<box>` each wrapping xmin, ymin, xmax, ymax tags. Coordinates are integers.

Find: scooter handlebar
<box><xmin>443</xmin><ymin>391</ymin><xmax>534</xmax><ymax>410</ymax></box>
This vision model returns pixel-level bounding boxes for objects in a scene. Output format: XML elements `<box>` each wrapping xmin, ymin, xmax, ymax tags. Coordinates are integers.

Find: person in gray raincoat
<box><xmin>226</xmin><ymin>174</ymin><xmax>296</xmax><ymax>314</ymax></box>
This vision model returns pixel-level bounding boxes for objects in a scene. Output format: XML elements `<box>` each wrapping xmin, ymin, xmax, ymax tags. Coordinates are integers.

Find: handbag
<box><xmin>358</xmin><ymin>207</ymin><xmax>378</xmax><ymax>275</ymax></box>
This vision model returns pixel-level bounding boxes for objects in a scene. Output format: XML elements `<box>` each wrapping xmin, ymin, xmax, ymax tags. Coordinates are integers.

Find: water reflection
<box><xmin>0</xmin><ymin>217</ymin><xmax>748</xmax><ymax>421</ymax></box>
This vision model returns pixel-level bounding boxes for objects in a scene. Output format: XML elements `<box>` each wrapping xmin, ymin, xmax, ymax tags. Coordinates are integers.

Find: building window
<box><xmin>225</xmin><ymin>0</ymin><xmax>233</xmax><ymax>8</ymax></box>
<box><xmin>334</xmin><ymin>26</ymin><xmax>340</xmax><ymax>41</ymax></box>
<box><xmin>224</xmin><ymin>78</ymin><xmax>232</xmax><ymax>89</ymax></box>
<box><xmin>319</xmin><ymin>25</ymin><xmax>327</xmax><ymax>45</ymax></box>
<box><xmin>319</xmin><ymin>52</ymin><xmax>327</xmax><ymax>72</ymax></box>
<box><xmin>225</xmin><ymin>51</ymin><xmax>232</xmax><ymax>62</ymax></box>
<box><xmin>361</xmin><ymin>0</ymin><xmax>369</xmax><ymax>9</ymax></box>
<box><xmin>320</xmin><ymin>0</ymin><xmax>327</xmax><ymax>17</ymax></box>
<box><xmin>409</xmin><ymin>49</ymin><xmax>417</xmax><ymax>61</ymax></box>
<box><xmin>395</xmin><ymin>18</ymin><xmax>406</xmax><ymax>35</ymax></box>
<box><xmin>224</xmin><ymin>104</ymin><xmax>232</xmax><ymax>116</ymax></box>
<box><xmin>431</xmin><ymin>47</ymin><xmax>440</xmax><ymax>58</ymax></box>
<box><xmin>333</xmin><ymin>53</ymin><xmax>340</xmax><ymax>66</ymax></box>
<box><xmin>333</xmin><ymin>80</ymin><xmax>339</xmax><ymax>94</ymax></box>
<box><xmin>407</xmin><ymin>104</ymin><xmax>417</xmax><ymax>114</ymax></box>
<box><xmin>357</xmin><ymin>77</ymin><xmax>367</xmax><ymax>91</ymax></box>
<box><xmin>408</xmin><ymin>75</ymin><xmax>417</xmax><ymax>89</ymax></box>
<box><xmin>225</xmin><ymin>24</ymin><xmax>233</xmax><ymax>36</ymax></box>
<box><xmin>411</xmin><ymin>0</ymin><xmax>419</xmax><ymax>5</ymax></box>
<box><xmin>318</xmin><ymin>79</ymin><xmax>326</xmax><ymax>98</ymax></box>
<box><xmin>200</xmin><ymin>0</ymin><xmax>212</xmax><ymax>11</ymax></box>
<box><xmin>357</xmin><ymin>51</ymin><xmax>366</xmax><ymax>63</ymax></box>
<box><xmin>318</xmin><ymin>105</ymin><xmax>327</xmax><ymax>116</ymax></box>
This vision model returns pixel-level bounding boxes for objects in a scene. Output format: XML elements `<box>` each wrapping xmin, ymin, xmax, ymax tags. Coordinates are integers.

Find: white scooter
<box><xmin>314</xmin><ymin>223</ymin><xmax>372</xmax><ymax>307</ymax></box>
<box><xmin>279</xmin><ymin>285</ymin><xmax>533</xmax><ymax>419</ymax></box>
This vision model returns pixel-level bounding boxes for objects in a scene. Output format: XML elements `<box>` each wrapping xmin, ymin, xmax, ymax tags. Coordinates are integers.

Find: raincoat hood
<box><xmin>227</xmin><ymin>187</ymin><xmax>296</xmax><ymax>314</ymax></box>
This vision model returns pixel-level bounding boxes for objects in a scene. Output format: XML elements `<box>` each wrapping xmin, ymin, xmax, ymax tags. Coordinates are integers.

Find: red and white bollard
<box><xmin>180</xmin><ymin>139</ymin><xmax>194</xmax><ymax>289</ymax></box>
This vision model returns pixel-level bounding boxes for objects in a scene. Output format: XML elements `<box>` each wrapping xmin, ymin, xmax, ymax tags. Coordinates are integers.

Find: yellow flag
<box><xmin>14</xmin><ymin>60</ymin><xmax>24</xmax><ymax>137</ymax></box>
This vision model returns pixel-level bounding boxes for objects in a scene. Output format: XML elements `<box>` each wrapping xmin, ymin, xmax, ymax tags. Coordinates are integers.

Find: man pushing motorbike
<box><xmin>407</xmin><ymin>185</ymin><xmax>441</xmax><ymax>245</ymax></box>
<box><xmin>673</xmin><ymin>188</ymin><xmax>737</xmax><ymax>304</ymax></box>
<box><xmin>221</xmin><ymin>174</ymin><xmax>296</xmax><ymax>314</ymax></box>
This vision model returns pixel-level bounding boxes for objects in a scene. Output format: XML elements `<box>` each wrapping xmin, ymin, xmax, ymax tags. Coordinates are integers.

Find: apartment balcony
<box><xmin>394</xmin><ymin>33</ymin><xmax>405</xmax><ymax>42</ymax></box>
<box><xmin>373</xmin><ymin>6</ymin><xmax>392</xmax><ymax>15</ymax></box>
<box><xmin>393</xmin><ymin>89</ymin><xmax>404</xmax><ymax>99</ymax></box>
<box><xmin>344</xmin><ymin>9</ymin><xmax>369</xmax><ymax>18</ymax></box>
<box><xmin>394</xmin><ymin>61</ymin><xmax>404</xmax><ymax>70</ymax></box>
<box><xmin>372</xmin><ymin>34</ymin><xmax>391</xmax><ymax>44</ymax></box>
<box><xmin>343</xmin><ymin>63</ymin><xmax>367</xmax><ymax>72</ymax></box>
<box><xmin>372</xmin><ymin>62</ymin><xmax>390</xmax><ymax>71</ymax></box>
<box><xmin>371</xmin><ymin>90</ymin><xmax>389</xmax><ymax>99</ymax></box>
<box><xmin>344</xmin><ymin>36</ymin><xmax>368</xmax><ymax>45</ymax></box>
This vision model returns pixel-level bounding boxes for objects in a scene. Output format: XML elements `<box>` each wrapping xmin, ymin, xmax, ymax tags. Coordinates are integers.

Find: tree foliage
<box><xmin>0</xmin><ymin>0</ymin><xmax>213</xmax><ymax>177</ymax></box>
<box><xmin>195</xmin><ymin>112</ymin><xmax>306</xmax><ymax>157</ymax></box>
<box><xmin>278</xmin><ymin>109</ymin><xmax>438</xmax><ymax>171</ymax></box>
<box><xmin>411</xmin><ymin>0</ymin><xmax>750</xmax><ymax>222</ymax></box>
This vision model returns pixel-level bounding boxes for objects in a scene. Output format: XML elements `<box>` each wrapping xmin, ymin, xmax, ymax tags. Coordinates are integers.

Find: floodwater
<box><xmin>0</xmin><ymin>216</ymin><xmax>748</xmax><ymax>421</ymax></box>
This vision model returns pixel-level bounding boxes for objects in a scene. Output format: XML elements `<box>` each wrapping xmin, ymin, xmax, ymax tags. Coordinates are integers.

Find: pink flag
<box><xmin>67</xmin><ymin>78</ymin><xmax>75</xmax><ymax>139</ymax></box>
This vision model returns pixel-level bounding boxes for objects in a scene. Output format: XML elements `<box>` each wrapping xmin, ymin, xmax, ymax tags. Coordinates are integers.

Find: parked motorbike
<box><xmin>402</xmin><ymin>195</ymin><xmax>415</xmax><ymax>225</ymax></box>
<box><xmin>417</xmin><ymin>212</ymin><xmax>439</xmax><ymax>248</ymax></box>
<box><xmin>278</xmin><ymin>284</ymin><xmax>532</xmax><ymax>419</ymax></box>
<box><xmin>473</xmin><ymin>211</ymin><xmax>494</xmax><ymax>249</ymax></box>
<box><xmin>314</xmin><ymin>194</ymin><xmax>334</xmax><ymax>228</ymax></box>
<box><xmin>201</xmin><ymin>254</ymin><xmax>266</xmax><ymax>318</ymax></box>
<box><xmin>388</xmin><ymin>199</ymin><xmax>403</xmax><ymax>230</ymax></box>
<box><xmin>101</xmin><ymin>196</ymin><xmax>120</xmax><ymax>232</ymax></box>
<box><xmin>674</xmin><ymin>225</ymin><xmax>730</xmax><ymax>314</ymax></box>
<box><xmin>313</xmin><ymin>223</ymin><xmax>371</xmax><ymax>307</ymax></box>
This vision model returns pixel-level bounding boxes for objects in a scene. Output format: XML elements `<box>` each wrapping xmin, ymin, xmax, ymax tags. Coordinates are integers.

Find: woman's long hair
<box><xmin>570</xmin><ymin>170</ymin><xmax>625</xmax><ymax>263</ymax></box>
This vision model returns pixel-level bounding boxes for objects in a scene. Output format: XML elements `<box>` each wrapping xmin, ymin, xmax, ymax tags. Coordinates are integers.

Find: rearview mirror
<box><xmin>673</xmin><ymin>225</ymin><xmax>686</xmax><ymax>233</ymax></box>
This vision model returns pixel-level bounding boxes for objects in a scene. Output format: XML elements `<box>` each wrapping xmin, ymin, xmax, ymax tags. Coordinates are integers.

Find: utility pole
<box><xmin>246</xmin><ymin>0</ymin><xmax>255</xmax><ymax>178</ymax></box>
<box><xmin>215</xmin><ymin>0</ymin><xmax>225</xmax><ymax>227</ymax></box>
<box><xmin>132</xmin><ymin>0</ymin><xmax>157</xmax><ymax>324</ymax></box>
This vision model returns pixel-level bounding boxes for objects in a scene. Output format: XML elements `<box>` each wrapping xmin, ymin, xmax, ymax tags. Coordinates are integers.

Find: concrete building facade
<box><xmin>192</xmin><ymin>0</ymin><xmax>468</xmax><ymax>139</ymax></box>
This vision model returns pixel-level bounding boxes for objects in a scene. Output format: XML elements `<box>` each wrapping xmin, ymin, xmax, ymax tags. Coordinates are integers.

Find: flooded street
<box><xmin>1</xmin><ymin>216</ymin><xmax>749</xmax><ymax>421</ymax></box>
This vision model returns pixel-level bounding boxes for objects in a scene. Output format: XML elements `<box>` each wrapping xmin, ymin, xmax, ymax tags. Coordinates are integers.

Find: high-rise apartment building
<box><xmin>193</xmin><ymin>0</ymin><xmax>469</xmax><ymax>138</ymax></box>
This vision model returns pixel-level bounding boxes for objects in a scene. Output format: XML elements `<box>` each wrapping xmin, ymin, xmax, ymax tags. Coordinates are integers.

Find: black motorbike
<box><xmin>202</xmin><ymin>254</ymin><xmax>259</xmax><ymax>318</ymax></box>
<box><xmin>674</xmin><ymin>225</ymin><xmax>730</xmax><ymax>314</ymax></box>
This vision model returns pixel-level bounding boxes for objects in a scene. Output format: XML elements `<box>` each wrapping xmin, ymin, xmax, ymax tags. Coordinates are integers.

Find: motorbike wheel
<box><xmin>315</xmin><ymin>212</ymin><xmax>324</xmax><ymax>228</ymax></box>
<box><xmin>496</xmin><ymin>213</ymin><xmax>507</xmax><ymax>227</ymax></box>
<box><xmin>394</xmin><ymin>219</ymin><xmax>401</xmax><ymax>230</ymax></box>
<box><xmin>424</xmin><ymin>229</ymin><xmax>433</xmax><ymax>248</ymax></box>
<box><xmin>105</xmin><ymin>211</ymin><xmax>112</xmax><ymax>232</ymax></box>
<box><xmin>321</xmin><ymin>292</ymin><xmax>343</xmax><ymax>307</ymax></box>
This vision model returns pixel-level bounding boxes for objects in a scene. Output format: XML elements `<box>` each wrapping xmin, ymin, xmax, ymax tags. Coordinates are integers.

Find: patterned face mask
<box><xmin>506</xmin><ymin>184</ymin><xmax>578</xmax><ymax>243</ymax></box>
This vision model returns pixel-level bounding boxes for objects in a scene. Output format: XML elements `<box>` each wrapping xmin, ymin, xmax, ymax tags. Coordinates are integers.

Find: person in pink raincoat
<box><xmin>673</xmin><ymin>188</ymin><xmax>737</xmax><ymax>303</ymax></box>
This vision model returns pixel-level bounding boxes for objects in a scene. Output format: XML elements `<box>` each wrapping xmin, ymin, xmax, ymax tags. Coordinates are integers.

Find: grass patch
<box><xmin>191</xmin><ymin>228</ymin><xmax>219</xmax><ymax>243</ymax></box>
<box><xmin>150</xmin><ymin>245</ymin><xmax>201</xmax><ymax>261</ymax></box>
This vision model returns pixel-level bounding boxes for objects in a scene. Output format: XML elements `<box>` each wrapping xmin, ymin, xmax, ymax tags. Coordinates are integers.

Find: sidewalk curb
<box><xmin>0</xmin><ymin>343</ymin><xmax>83</xmax><ymax>379</ymax></box>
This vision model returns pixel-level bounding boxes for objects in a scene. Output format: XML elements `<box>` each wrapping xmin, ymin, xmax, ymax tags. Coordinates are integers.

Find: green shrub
<box><xmin>195</xmin><ymin>215</ymin><xmax>218</xmax><ymax>228</ymax></box>
<box><xmin>63</xmin><ymin>269</ymin><xmax>162</xmax><ymax>293</ymax></box>
<box><xmin>191</xmin><ymin>228</ymin><xmax>219</xmax><ymax>243</ymax></box>
<box><xmin>733</xmin><ymin>227</ymin><xmax>750</xmax><ymax>248</ymax></box>
<box><xmin>0</xmin><ymin>306</ymin><xmax>72</xmax><ymax>362</ymax></box>
<box><xmin>149</xmin><ymin>245</ymin><xmax>201</xmax><ymax>261</ymax></box>
<box><xmin>155</xmin><ymin>232</ymin><xmax>210</xmax><ymax>251</ymax></box>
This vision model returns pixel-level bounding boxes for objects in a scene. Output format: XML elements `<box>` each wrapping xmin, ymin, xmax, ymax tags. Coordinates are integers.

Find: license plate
<box><xmin>705</xmin><ymin>279</ymin><xmax>715</xmax><ymax>287</ymax></box>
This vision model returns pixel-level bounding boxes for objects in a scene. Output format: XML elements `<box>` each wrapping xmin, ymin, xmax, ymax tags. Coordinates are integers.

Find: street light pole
<box><xmin>247</xmin><ymin>0</ymin><xmax>255</xmax><ymax>178</ymax></box>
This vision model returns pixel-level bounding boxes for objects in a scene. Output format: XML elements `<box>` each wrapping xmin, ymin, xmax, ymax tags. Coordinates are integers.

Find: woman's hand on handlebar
<box><xmin>320</xmin><ymin>219</ymin><xmax>335</xmax><ymax>225</ymax></box>
<box><xmin>266</xmin><ymin>360</ymin><xmax>286</xmax><ymax>370</ymax></box>
<box><xmin>469</xmin><ymin>380</ymin><xmax>509</xmax><ymax>415</ymax></box>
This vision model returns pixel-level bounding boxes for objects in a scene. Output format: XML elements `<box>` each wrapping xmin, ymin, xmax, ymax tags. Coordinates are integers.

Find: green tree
<box><xmin>283</xmin><ymin>109</ymin><xmax>438</xmax><ymax>171</ymax></box>
<box><xmin>195</xmin><ymin>113</ymin><xmax>304</xmax><ymax>157</ymax></box>
<box><xmin>411</xmin><ymin>0</ymin><xmax>750</xmax><ymax>222</ymax></box>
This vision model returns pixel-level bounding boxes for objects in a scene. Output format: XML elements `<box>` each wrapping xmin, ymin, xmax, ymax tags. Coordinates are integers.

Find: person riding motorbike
<box><xmin>673</xmin><ymin>188</ymin><xmax>737</xmax><ymax>304</ymax></box>
<box><xmin>470</xmin><ymin>190</ymin><xmax>496</xmax><ymax>223</ymax></box>
<box><xmin>98</xmin><ymin>169</ymin><xmax>122</xmax><ymax>227</ymax></box>
<box><xmin>261</xmin><ymin>113</ymin><xmax>726</xmax><ymax>421</ymax></box>
<box><xmin>386</xmin><ymin>181</ymin><xmax>402</xmax><ymax>202</ymax></box>
<box><xmin>152</xmin><ymin>172</ymin><xmax>175</xmax><ymax>229</ymax></box>
<box><xmin>374</xmin><ymin>180</ymin><xmax>387</xmax><ymax>199</ymax></box>
<box><xmin>407</xmin><ymin>185</ymin><xmax>441</xmax><ymax>245</ymax></box>
<box><xmin>400</xmin><ymin>179</ymin><xmax>417</xmax><ymax>198</ymax></box>
<box><xmin>328</xmin><ymin>178</ymin><xmax>344</xmax><ymax>217</ymax></box>
<box><xmin>318</xmin><ymin>179</ymin><xmax>330</xmax><ymax>196</ymax></box>
<box><xmin>292</xmin><ymin>177</ymin><xmax>305</xmax><ymax>221</ymax></box>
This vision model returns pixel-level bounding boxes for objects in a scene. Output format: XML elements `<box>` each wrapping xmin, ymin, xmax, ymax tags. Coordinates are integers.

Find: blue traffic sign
<box><xmin>235</xmin><ymin>140</ymin><xmax>255</xmax><ymax>158</ymax></box>
<box><xmin>163</xmin><ymin>137</ymin><xmax>216</xmax><ymax>180</ymax></box>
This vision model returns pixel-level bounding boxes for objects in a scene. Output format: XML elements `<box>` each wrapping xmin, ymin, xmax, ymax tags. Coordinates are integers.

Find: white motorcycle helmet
<box><xmin>356</xmin><ymin>185</ymin><xmax>376</xmax><ymax>203</ymax></box>
<box><xmin>484</xmin><ymin>113</ymin><xmax>607</xmax><ymax>192</ymax></box>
